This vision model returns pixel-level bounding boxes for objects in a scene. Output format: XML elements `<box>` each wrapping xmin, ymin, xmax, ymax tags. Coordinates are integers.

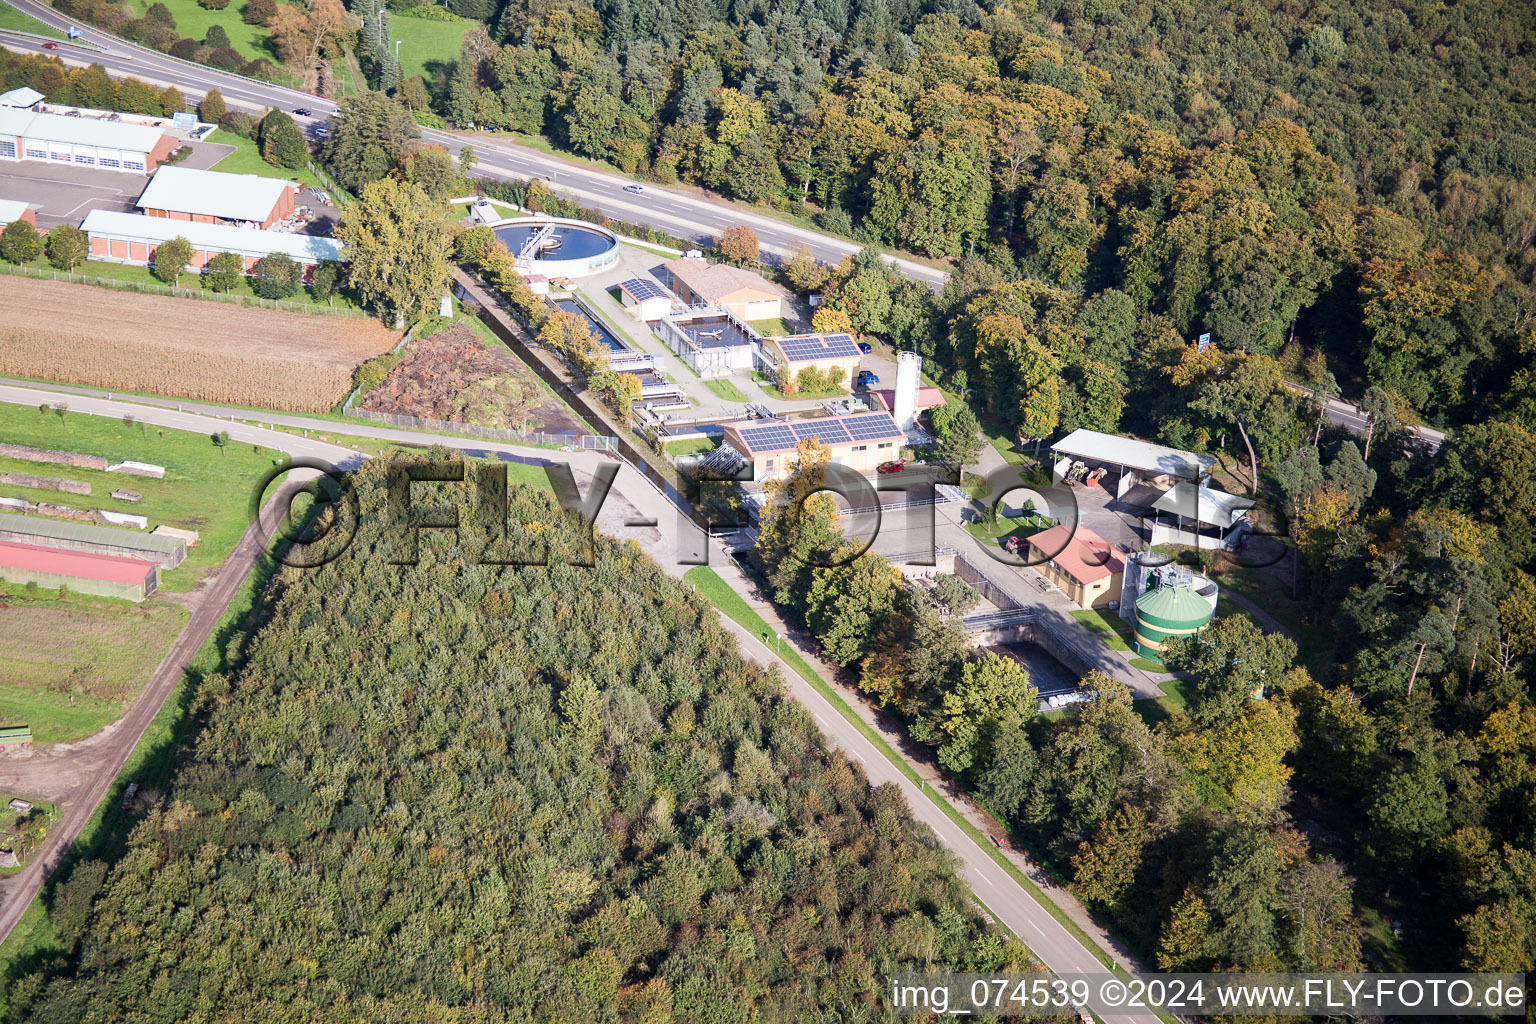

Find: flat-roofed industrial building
<box><xmin>0</xmin><ymin>512</ymin><xmax>186</xmax><ymax>568</ymax></box>
<box><xmin>80</xmin><ymin>210</ymin><xmax>342</xmax><ymax>279</ymax></box>
<box><xmin>135</xmin><ymin>166</ymin><xmax>297</xmax><ymax>229</ymax></box>
<box><xmin>0</xmin><ymin>539</ymin><xmax>159</xmax><ymax>601</ymax></box>
<box><xmin>0</xmin><ymin>106</ymin><xmax>178</xmax><ymax>173</ymax></box>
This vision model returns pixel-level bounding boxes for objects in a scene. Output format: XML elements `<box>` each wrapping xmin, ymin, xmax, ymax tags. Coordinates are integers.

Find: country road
<box><xmin>0</xmin><ymin>383</ymin><xmax>1162</xmax><ymax>1022</ymax></box>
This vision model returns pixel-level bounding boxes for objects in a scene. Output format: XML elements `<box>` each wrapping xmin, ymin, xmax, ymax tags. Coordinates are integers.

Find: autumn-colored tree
<box><xmin>755</xmin><ymin>438</ymin><xmax>842</xmax><ymax>611</ymax></box>
<box><xmin>1157</xmin><ymin>887</ymin><xmax>1211</xmax><ymax>970</ymax></box>
<box><xmin>1071</xmin><ymin>805</ymin><xmax>1147</xmax><ymax>909</ymax></box>
<box><xmin>717</xmin><ymin>224</ymin><xmax>760</xmax><ymax>264</ymax></box>
<box><xmin>810</xmin><ymin>306</ymin><xmax>854</xmax><ymax>335</ymax></box>
<box><xmin>267</xmin><ymin>0</ymin><xmax>347</xmax><ymax>67</ymax></box>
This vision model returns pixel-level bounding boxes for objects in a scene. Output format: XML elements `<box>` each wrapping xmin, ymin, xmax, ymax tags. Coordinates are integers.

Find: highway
<box><xmin>0</xmin><ymin>0</ymin><xmax>946</xmax><ymax>285</ymax></box>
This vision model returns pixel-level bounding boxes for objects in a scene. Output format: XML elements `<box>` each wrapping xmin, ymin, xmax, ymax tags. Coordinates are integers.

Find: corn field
<box><xmin>0</xmin><ymin>278</ymin><xmax>399</xmax><ymax>413</ymax></box>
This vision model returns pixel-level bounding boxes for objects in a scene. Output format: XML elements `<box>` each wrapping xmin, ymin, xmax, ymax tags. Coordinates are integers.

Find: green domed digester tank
<box><xmin>1132</xmin><ymin>568</ymin><xmax>1216</xmax><ymax>663</ymax></box>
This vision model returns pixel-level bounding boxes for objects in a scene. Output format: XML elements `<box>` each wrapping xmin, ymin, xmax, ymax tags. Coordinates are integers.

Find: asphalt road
<box><xmin>0</xmin><ymin>383</ymin><xmax>1159</xmax><ymax>1021</ymax></box>
<box><xmin>0</xmin><ymin>0</ymin><xmax>945</xmax><ymax>286</ymax></box>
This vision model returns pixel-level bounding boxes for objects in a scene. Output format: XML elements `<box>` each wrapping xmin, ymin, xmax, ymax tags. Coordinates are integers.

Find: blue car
<box><xmin>858</xmin><ymin>342</ymin><xmax>873</xmax><ymax>354</ymax></box>
<box><xmin>857</xmin><ymin>370</ymin><xmax>880</xmax><ymax>387</ymax></box>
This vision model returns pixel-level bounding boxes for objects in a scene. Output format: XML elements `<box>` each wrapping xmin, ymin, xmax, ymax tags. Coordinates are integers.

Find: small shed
<box><xmin>617</xmin><ymin>278</ymin><xmax>674</xmax><ymax>321</ymax></box>
<box><xmin>7</xmin><ymin>799</ymin><xmax>32</xmax><ymax>814</ymax></box>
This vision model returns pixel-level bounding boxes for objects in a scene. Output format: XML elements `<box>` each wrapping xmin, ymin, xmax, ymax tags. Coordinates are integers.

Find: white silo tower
<box><xmin>893</xmin><ymin>352</ymin><xmax>921</xmax><ymax>431</ymax></box>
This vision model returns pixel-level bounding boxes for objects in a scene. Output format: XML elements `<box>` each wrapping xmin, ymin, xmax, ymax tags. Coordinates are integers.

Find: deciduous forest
<box><xmin>8</xmin><ymin>456</ymin><xmax>1033</xmax><ymax>1022</ymax></box>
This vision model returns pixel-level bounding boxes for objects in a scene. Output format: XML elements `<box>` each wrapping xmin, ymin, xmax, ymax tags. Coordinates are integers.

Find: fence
<box><xmin>0</xmin><ymin>263</ymin><xmax>370</xmax><ymax>318</ymax></box>
<box><xmin>344</xmin><ymin>406</ymin><xmax>617</xmax><ymax>450</ymax></box>
<box><xmin>954</xmin><ymin>550</ymin><xmax>1026</xmax><ymax>613</ymax></box>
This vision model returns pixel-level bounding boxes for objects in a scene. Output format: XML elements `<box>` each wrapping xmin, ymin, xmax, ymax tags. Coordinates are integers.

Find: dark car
<box><xmin>858</xmin><ymin>342</ymin><xmax>873</xmax><ymax>354</ymax></box>
<box><xmin>857</xmin><ymin>370</ymin><xmax>880</xmax><ymax>386</ymax></box>
<box><xmin>292</xmin><ymin>107</ymin><xmax>312</xmax><ymax>116</ymax></box>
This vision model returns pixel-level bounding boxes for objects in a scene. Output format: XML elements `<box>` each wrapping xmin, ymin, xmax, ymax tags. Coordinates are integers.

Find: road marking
<box><xmin>1029</xmin><ymin>921</ymin><xmax>1046</xmax><ymax>936</ymax></box>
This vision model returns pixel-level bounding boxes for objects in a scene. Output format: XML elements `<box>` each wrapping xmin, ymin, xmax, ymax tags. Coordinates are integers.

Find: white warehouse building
<box><xmin>0</xmin><ymin>107</ymin><xmax>179</xmax><ymax>174</ymax></box>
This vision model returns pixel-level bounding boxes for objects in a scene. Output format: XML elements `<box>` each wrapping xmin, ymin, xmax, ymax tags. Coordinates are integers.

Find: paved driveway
<box><xmin>0</xmin><ymin>139</ymin><xmax>239</xmax><ymax>227</ymax></box>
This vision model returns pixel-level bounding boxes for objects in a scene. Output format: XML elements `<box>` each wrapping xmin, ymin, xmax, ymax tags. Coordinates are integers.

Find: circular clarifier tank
<box><xmin>491</xmin><ymin>217</ymin><xmax>619</xmax><ymax>278</ymax></box>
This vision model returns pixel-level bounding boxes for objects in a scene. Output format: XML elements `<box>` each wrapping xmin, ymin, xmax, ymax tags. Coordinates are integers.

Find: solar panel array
<box><xmin>736</xmin><ymin>412</ymin><xmax>903</xmax><ymax>453</ymax></box>
<box><xmin>621</xmin><ymin>278</ymin><xmax>667</xmax><ymax>302</ymax></box>
<box><xmin>774</xmin><ymin>332</ymin><xmax>859</xmax><ymax>362</ymax></box>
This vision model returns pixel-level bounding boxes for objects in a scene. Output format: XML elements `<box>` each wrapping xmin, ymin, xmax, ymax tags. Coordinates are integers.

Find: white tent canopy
<box><xmin>1150</xmin><ymin>481</ymin><xmax>1253</xmax><ymax>528</ymax></box>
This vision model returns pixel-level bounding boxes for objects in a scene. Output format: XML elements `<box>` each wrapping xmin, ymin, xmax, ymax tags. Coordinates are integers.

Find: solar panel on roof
<box><xmin>791</xmin><ymin>420</ymin><xmax>852</xmax><ymax>445</ymax></box>
<box><xmin>621</xmin><ymin>278</ymin><xmax>667</xmax><ymax>302</ymax></box>
<box><xmin>739</xmin><ymin>425</ymin><xmax>798</xmax><ymax>451</ymax></box>
<box><xmin>844</xmin><ymin>413</ymin><xmax>901</xmax><ymax>440</ymax></box>
<box><xmin>775</xmin><ymin>333</ymin><xmax>859</xmax><ymax>361</ymax></box>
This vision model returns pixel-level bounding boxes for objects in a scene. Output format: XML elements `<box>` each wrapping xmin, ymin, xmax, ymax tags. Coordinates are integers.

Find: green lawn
<box><xmin>209</xmin><ymin>129</ymin><xmax>323</xmax><ymax>190</ymax></box>
<box><xmin>663</xmin><ymin>437</ymin><xmax>716</xmax><ymax>457</ymax></box>
<box><xmin>1070</xmin><ymin>607</ymin><xmax>1132</xmax><ymax>634</ymax></box>
<box><xmin>1133</xmin><ymin>676</ymin><xmax>1196</xmax><ymax>725</ymax></box>
<box><xmin>964</xmin><ymin>512</ymin><xmax>1051</xmax><ymax>552</ymax></box>
<box><xmin>704</xmin><ymin>379</ymin><xmax>749</xmax><ymax>402</ymax></box>
<box><xmin>0</xmin><ymin>4</ymin><xmax>64</xmax><ymax>37</ymax></box>
<box><xmin>0</xmin><ymin>593</ymin><xmax>187</xmax><ymax>744</ymax></box>
<box><xmin>1131</xmin><ymin>656</ymin><xmax>1171</xmax><ymax>673</ymax></box>
<box><xmin>0</xmin><ymin>403</ymin><xmax>285</xmax><ymax>592</ymax></box>
<box><xmin>128</xmin><ymin>0</ymin><xmax>273</xmax><ymax>62</ymax></box>
<box><xmin>393</xmin><ymin>16</ymin><xmax>473</xmax><ymax>86</ymax></box>
<box><xmin>748</xmin><ymin>317</ymin><xmax>790</xmax><ymax>337</ymax></box>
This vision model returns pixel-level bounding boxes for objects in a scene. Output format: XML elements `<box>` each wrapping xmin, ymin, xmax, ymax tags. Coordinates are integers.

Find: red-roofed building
<box><xmin>1026</xmin><ymin>525</ymin><xmax>1125</xmax><ymax>610</ymax></box>
<box><xmin>0</xmin><ymin>539</ymin><xmax>158</xmax><ymax>601</ymax></box>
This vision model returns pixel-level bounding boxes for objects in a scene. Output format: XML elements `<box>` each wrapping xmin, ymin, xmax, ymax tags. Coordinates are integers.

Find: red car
<box><xmin>42</xmin><ymin>42</ymin><xmax>59</xmax><ymax>49</ymax></box>
<box><xmin>877</xmin><ymin>460</ymin><xmax>907</xmax><ymax>474</ymax></box>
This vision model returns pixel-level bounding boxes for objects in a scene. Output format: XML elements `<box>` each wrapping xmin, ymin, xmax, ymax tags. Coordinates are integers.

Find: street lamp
<box><xmin>394</xmin><ymin>39</ymin><xmax>402</xmax><ymax>61</ymax></box>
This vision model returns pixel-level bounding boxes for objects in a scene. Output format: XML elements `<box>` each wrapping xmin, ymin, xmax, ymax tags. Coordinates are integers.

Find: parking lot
<box><xmin>0</xmin><ymin>138</ymin><xmax>234</xmax><ymax>228</ymax></box>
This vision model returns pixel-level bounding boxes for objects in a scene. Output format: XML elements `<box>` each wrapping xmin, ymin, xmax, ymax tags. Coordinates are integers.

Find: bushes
<box><xmin>151</xmin><ymin>236</ymin><xmax>193</xmax><ymax>286</ymax></box>
<box><xmin>0</xmin><ymin>220</ymin><xmax>42</xmax><ymax>265</ymax></box>
<box><xmin>397</xmin><ymin>3</ymin><xmax>462</xmax><ymax>18</ymax></box>
<box><xmin>44</xmin><ymin>225</ymin><xmax>89</xmax><ymax>272</ymax></box>
<box><xmin>204</xmin><ymin>251</ymin><xmax>245</xmax><ymax>293</ymax></box>
<box><xmin>168</xmin><ymin>37</ymin><xmax>199</xmax><ymax>59</ymax></box>
<box><xmin>241</xmin><ymin>0</ymin><xmax>276</xmax><ymax>25</ymax></box>
<box><xmin>240</xmin><ymin>58</ymin><xmax>277</xmax><ymax>80</ymax></box>
<box><xmin>351</xmin><ymin>351</ymin><xmax>398</xmax><ymax>395</ymax></box>
<box><xmin>197</xmin><ymin>0</ymin><xmax>231</xmax><ymax>8</ymax></box>
<box><xmin>218</xmin><ymin>110</ymin><xmax>255</xmax><ymax>138</ymax></box>
<box><xmin>203</xmin><ymin>23</ymin><xmax>230</xmax><ymax>48</ymax></box>
<box><xmin>251</xmin><ymin>252</ymin><xmax>301</xmax><ymax>299</ymax></box>
<box><xmin>259</xmin><ymin>110</ymin><xmax>308</xmax><ymax>169</ymax></box>
<box><xmin>205</xmin><ymin>46</ymin><xmax>243</xmax><ymax>71</ymax></box>
<box><xmin>199</xmin><ymin>88</ymin><xmax>226</xmax><ymax>124</ymax></box>
<box><xmin>453</xmin><ymin>224</ymin><xmax>495</xmax><ymax>264</ymax></box>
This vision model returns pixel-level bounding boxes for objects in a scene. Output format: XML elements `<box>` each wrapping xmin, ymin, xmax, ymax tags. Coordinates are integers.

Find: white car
<box><xmin>623</xmin><ymin>184</ymin><xmax>643</xmax><ymax>194</ymax></box>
